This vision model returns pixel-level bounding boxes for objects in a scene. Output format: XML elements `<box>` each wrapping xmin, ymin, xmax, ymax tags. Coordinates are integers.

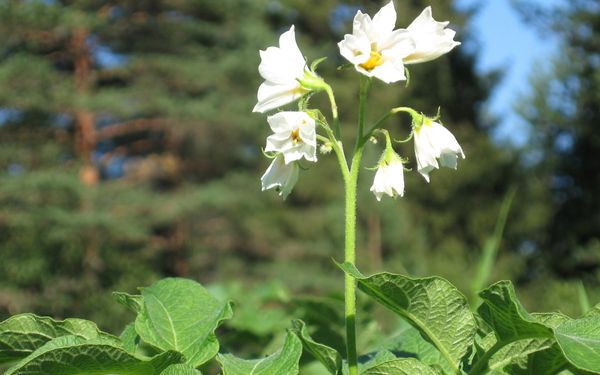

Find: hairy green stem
<box><xmin>318</xmin><ymin>122</ymin><xmax>350</xmax><ymax>180</ymax></box>
<box><xmin>345</xmin><ymin>77</ymin><xmax>370</xmax><ymax>375</ymax></box>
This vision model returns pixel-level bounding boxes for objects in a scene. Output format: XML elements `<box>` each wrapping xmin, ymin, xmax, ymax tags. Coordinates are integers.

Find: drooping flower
<box><xmin>261</xmin><ymin>154</ymin><xmax>300</xmax><ymax>199</ymax></box>
<box><xmin>413</xmin><ymin>115</ymin><xmax>465</xmax><ymax>182</ymax></box>
<box><xmin>253</xmin><ymin>26</ymin><xmax>323</xmax><ymax>113</ymax></box>
<box><xmin>338</xmin><ymin>1</ymin><xmax>415</xmax><ymax>84</ymax></box>
<box><xmin>370</xmin><ymin>151</ymin><xmax>405</xmax><ymax>201</ymax></box>
<box><xmin>265</xmin><ymin>111</ymin><xmax>317</xmax><ymax>164</ymax></box>
<box><xmin>370</xmin><ymin>130</ymin><xmax>405</xmax><ymax>201</ymax></box>
<box><xmin>403</xmin><ymin>6</ymin><xmax>460</xmax><ymax>65</ymax></box>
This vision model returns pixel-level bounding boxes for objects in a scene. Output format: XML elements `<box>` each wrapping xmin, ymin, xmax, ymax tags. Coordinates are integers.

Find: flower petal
<box><xmin>338</xmin><ymin>33</ymin><xmax>371</xmax><ymax>65</ymax></box>
<box><xmin>370</xmin><ymin>159</ymin><xmax>405</xmax><ymax>201</ymax></box>
<box><xmin>352</xmin><ymin>11</ymin><xmax>373</xmax><ymax>38</ymax></box>
<box><xmin>372</xmin><ymin>1</ymin><xmax>397</xmax><ymax>38</ymax></box>
<box><xmin>265</xmin><ymin>134</ymin><xmax>288</xmax><ymax>154</ymax></box>
<box><xmin>379</xmin><ymin>28</ymin><xmax>415</xmax><ymax>54</ymax></box>
<box><xmin>414</xmin><ymin>127</ymin><xmax>440</xmax><ymax>182</ymax></box>
<box><xmin>253</xmin><ymin>81</ymin><xmax>306</xmax><ymax>113</ymax></box>
<box><xmin>404</xmin><ymin>6</ymin><xmax>460</xmax><ymax>64</ymax></box>
<box><xmin>278</xmin><ymin>25</ymin><xmax>305</xmax><ymax>68</ymax></box>
<box><xmin>266</xmin><ymin>112</ymin><xmax>294</xmax><ymax>133</ymax></box>
<box><xmin>370</xmin><ymin>59</ymin><xmax>406</xmax><ymax>83</ymax></box>
<box><xmin>264</xmin><ymin>112</ymin><xmax>317</xmax><ymax>163</ymax></box>
<box><xmin>413</xmin><ymin>120</ymin><xmax>464</xmax><ymax>182</ymax></box>
<box><xmin>258</xmin><ymin>26</ymin><xmax>306</xmax><ymax>83</ymax></box>
<box><xmin>261</xmin><ymin>155</ymin><xmax>300</xmax><ymax>199</ymax></box>
<box><xmin>282</xmin><ymin>144</ymin><xmax>317</xmax><ymax>164</ymax></box>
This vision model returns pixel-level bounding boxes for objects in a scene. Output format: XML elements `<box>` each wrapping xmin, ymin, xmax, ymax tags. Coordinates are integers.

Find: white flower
<box><xmin>338</xmin><ymin>1</ymin><xmax>415</xmax><ymax>84</ymax></box>
<box><xmin>253</xmin><ymin>26</ymin><xmax>311</xmax><ymax>113</ymax></box>
<box><xmin>404</xmin><ymin>6</ymin><xmax>460</xmax><ymax>65</ymax></box>
<box><xmin>413</xmin><ymin>117</ymin><xmax>465</xmax><ymax>182</ymax></box>
<box><xmin>371</xmin><ymin>152</ymin><xmax>405</xmax><ymax>201</ymax></box>
<box><xmin>265</xmin><ymin>111</ymin><xmax>317</xmax><ymax>164</ymax></box>
<box><xmin>261</xmin><ymin>154</ymin><xmax>300</xmax><ymax>199</ymax></box>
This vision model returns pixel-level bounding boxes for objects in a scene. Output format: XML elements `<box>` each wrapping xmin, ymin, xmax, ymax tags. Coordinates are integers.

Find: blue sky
<box><xmin>455</xmin><ymin>0</ymin><xmax>564</xmax><ymax>145</ymax></box>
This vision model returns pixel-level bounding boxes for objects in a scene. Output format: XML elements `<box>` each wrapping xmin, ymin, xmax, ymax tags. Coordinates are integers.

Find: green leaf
<box><xmin>0</xmin><ymin>313</ymin><xmax>116</xmax><ymax>364</ymax></box>
<box><xmin>585</xmin><ymin>304</ymin><xmax>600</xmax><ymax>318</ymax></box>
<box><xmin>135</xmin><ymin>278</ymin><xmax>233</xmax><ymax>367</ymax></box>
<box><xmin>555</xmin><ymin>316</ymin><xmax>600</xmax><ymax>373</ymax></box>
<box><xmin>160</xmin><ymin>363</ymin><xmax>203</xmax><ymax>374</ymax></box>
<box><xmin>291</xmin><ymin>319</ymin><xmax>342</xmax><ymax>375</ymax></box>
<box><xmin>469</xmin><ymin>283</ymin><xmax>556</xmax><ymax>374</ymax></box>
<box><xmin>505</xmin><ymin>344</ymin><xmax>569</xmax><ymax>375</ymax></box>
<box><xmin>120</xmin><ymin>323</ymin><xmax>141</xmax><ymax>354</ymax></box>
<box><xmin>5</xmin><ymin>335</ymin><xmax>184</xmax><ymax>375</ymax></box>
<box><xmin>113</xmin><ymin>291</ymin><xmax>144</xmax><ymax>314</ymax></box>
<box><xmin>217</xmin><ymin>330</ymin><xmax>302</xmax><ymax>375</ymax></box>
<box><xmin>357</xmin><ymin>351</ymin><xmax>397</xmax><ymax>373</ymax></box>
<box><xmin>478</xmin><ymin>281</ymin><xmax>554</xmax><ymax>343</ymax></box>
<box><xmin>360</xmin><ymin>357</ymin><xmax>438</xmax><ymax>375</ymax></box>
<box><xmin>488</xmin><ymin>313</ymin><xmax>570</xmax><ymax>372</ymax></box>
<box><xmin>217</xmin><ymin>282</ymin><xmax>289</xmax><ymax>337</ymax></box>
<box><xmin>339</xmin><ymin>263</ymin><xmax>476</xmax><ymax>373</ymax></box>
<box><xmin>292</xmin><ymin>296</ymin><xmax>345</xmax><ymax>355</ymax></box>
<box><xmin>385</xmin><ymin>322</ymin><xmax>454</xmax><ymax>374</ymax></box>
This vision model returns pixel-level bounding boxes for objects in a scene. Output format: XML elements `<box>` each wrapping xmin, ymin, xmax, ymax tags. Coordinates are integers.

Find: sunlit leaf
<box><xmin>555</xmin><ymin>316</ymin><xmax>600</xmax><ymax>373</ymax></box>
<box><xmin>360</xmin><ymin>357</ymin><xmax>438</xmax><ymax>375</ymax></box>
<box><xmin>5</xmin><ymin>335</ymin><xmax>183</xmax><ymax>375</ymax></box>
<box><xmin>0</xmin><ymin>314</ymin><xmax>117</xmax><ymax>364</ymax></box>
<box><xmin>340</xmin><ymin>263</ymin><xmax>476</xmax><ymax>373</ymax></box>
<box><xmin>217</xmin><ymin>330</ymin><xmax>302</xmax><ymax>375</ymax></box>
<box><xmin>135</xmin><ymin>278</ymin><xmax>233</xmax><ymax>367</ymax></box>
<box><xmin>291</xmin><ymin>319</ymin><xmax>342</xmax><ymax>375</ymax></box>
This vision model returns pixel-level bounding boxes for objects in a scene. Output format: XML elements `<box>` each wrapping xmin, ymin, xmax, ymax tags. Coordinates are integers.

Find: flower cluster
<box><xmin>338</xmin><ymin>2</ymin><xmax>460</xmax><ymax>83</ymax></box>
<box><xmin>253</xmin><ymin>1</ymin><xmax>464</xmax><ymax>201</ymax></box>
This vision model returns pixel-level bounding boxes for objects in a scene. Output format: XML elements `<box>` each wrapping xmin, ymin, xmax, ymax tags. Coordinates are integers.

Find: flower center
<box><xmin>360</xmin><ymin>51</ymin><xmax>383</xmax><ymax>71</ymax></box>
<box><xmin>291</xmin><ymin>128</ymin><xmax>302</xmax><ymax>144</ymax></box>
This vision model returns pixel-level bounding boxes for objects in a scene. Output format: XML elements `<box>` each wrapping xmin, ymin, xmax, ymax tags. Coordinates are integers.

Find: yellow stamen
<box><xmin>360</xmin><ymin>51</ymin><xmax>383</xmax><ymax>71</ymax></box>
<box><xmin>291</xmin><ymin>128</ymin><xmax>302</xmax><ymax>143</ymax></box>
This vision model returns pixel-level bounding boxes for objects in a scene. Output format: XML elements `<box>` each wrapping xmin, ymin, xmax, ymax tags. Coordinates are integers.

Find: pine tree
<box><xmin>0</xmin><ymin>0</ymin><xmax>273</xmax><ymax>330</ymax></box>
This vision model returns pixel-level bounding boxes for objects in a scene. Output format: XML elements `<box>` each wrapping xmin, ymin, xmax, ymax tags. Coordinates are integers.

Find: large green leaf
<box><xmin>555</xmin><ymin>316</ymin><xmax>600</xmax><ymax>373</ymax></box>
<box><xmin>160</xmin><ymin>363</ymin><xmax>203</xmax><ymax>374</ymax></box>
<box><xmin>291</xmin><ymin>319</ymin><xmax>342</xmax><ymax>375</ymax></box>
<box><xmin>477</xmin><ymin>281</ymin><xmax>554</xmax><ymax>343</ymax></box>
<box><xmin>360</xmin><ymin>357</ymin><xmax>438</xmax><ymax>375</ymax></box>
<box><xmin>5</xmin><ymin>335</ymin><xmax>184</xmax><ymax>375</ymax></box>
<box><xmin>470</xmin><ymin>283</ymin><xmax>560</xmax><ymax>374</ymax></box>
<box><xmin>340</xmin><ymin>263</ymin><xmax>476</xmax><ymax>373</ymax></box>
<box><xmin>135</xmin><ymin>278</ymin><xmax>233</xmax><ymax>367</ymax></box>
<box><xmin>217</xmin><ymin>330</ymin><xmax>302</xmax><ymax>375</ymax></box>
<box><xmin>0</xmin><ymin>313</ymin><xmax>116</xmax><ymax>364</ymax></box>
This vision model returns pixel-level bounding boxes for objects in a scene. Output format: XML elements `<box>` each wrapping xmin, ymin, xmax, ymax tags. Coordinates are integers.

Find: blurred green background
<box><xmin>0</xmin><ymin>0</ymin><xmax>598</xmax><ymax>364</ymax></box>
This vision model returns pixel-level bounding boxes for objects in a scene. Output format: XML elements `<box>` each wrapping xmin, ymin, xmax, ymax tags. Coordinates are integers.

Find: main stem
<box><xmin>345</xmin><ymin>77</ymin><xmax>369</xmax><ymax>375</ymax></box>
